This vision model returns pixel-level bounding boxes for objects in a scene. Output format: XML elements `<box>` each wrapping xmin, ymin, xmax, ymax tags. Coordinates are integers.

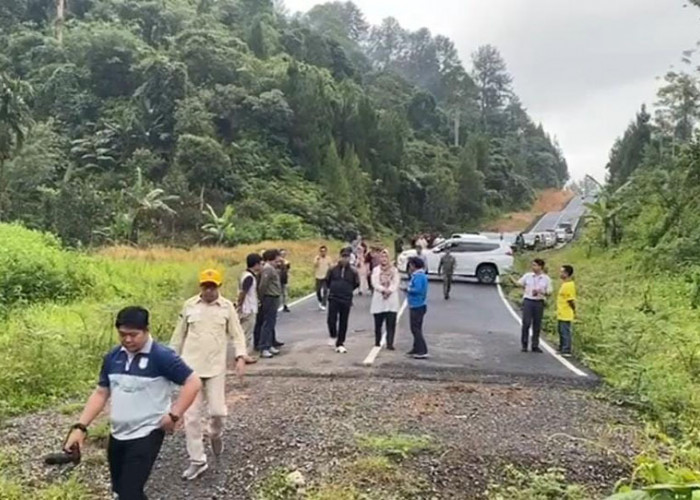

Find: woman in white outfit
<box><xmin>356</xmin><ymin>242</ymin><xmax>370</xmax><ymax>295</ymax></box>
<box><xmin>370</xmin><ymin>249</ymin><xmax>400</xmax><ymax>350</ymax></box>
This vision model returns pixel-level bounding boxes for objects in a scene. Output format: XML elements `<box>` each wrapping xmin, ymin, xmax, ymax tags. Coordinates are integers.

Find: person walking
<box><xmin>356</xmin><ymin>241</ymin><xmax>370</xmax><ymax>295</ymax></box>
<box><xmin>393</xmin><ymin>236</ymin><xmax>403</xmax><ymax>260</ymax></box>
<box><xmin>257</xmin><ymin>249</ymin><xmax>283</xmax><ymax>358</ymax></box>
<box><xmin>403</xmin><ymin>257</ymin><xmax>429</xmax><ymax>359</ymax></box>
<box><xmin>63</xmin><ymin>307</ymin><xmax>202</xmax><ymax>500</ymax></box>
<box><xmin>370</xmin><ymin>249</ymin><xmax>400</xmax><ymax>350</ymax></box>
<box><xmin>438</xmin><ymin>247</ymin><xmax>456</xmax><ymax>300</ymax></box>
<box><xmin>516</xmin><ymin>258</ymin><xmax>553</xmax><ymax>353</ymax></box>
<box><xmin>326</xmin><ymin>247</ymin><xmax>360</xmax><ymax>353</ymax></box>
<box><xmin>170</xmin><ymin>269</ymin><xmax>247</xmax><ymax>481</ymax></box>
<box><xmin>237</xmin><ymin>253</ymin><xmax>262</xmax><ymax>364</ymax></box>
<box><xmin>415</xmin><ymin>234</ymin><xmax>428</xmax><ymax>251</ymax></box>
<box><xmin>279</xmin><ymin>249</ymin><xmax>291</xmax><ymax>313</ymax></box>
<box><xmin>314</xmin><ymin>245</ymin><xmax>332</xmax><ymax>311</ymax></box>
<box><xmin>557</xmin><ymin>265</ymin><xmax>577</xmax><ymax>357</ymax></box>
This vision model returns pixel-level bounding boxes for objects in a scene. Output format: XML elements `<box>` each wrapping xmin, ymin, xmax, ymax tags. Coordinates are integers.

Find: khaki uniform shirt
<box><xmin>170</xmin><ymin>295</ymin><xmax>246</xmax><ymax>378</ymax></box>
<box><xmin>314</xmin><ymin>255</ymin><xmax>332</xmax><ymax>280</ymax></box>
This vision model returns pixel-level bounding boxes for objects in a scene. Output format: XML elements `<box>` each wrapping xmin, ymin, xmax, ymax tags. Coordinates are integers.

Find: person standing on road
<box><xmin>257</xmin><ymin>249</ymin><xmax>283</xmax><ymax>359</ymax></box>
<box><xmin>314</xmin><ymin>245</ymin><xmax>332</xmax><ymax>311</ymax></box>
<box><xmin>516</xmin><ymin>258</ymin><xmax>553</xmax><ymax>353</ymax></box>
<box><xmin>394</xmin><ymin>236</ymin><xmax>404</xmax><ymax>260</ymax></box>
<box><xmin>557</xmin><ymin>265</ymin><xmax>577</xmax><ymax>357</ymax></box>
<box><xmin>402</xmin><ymin>257</ymin><xmax>429</xmax><ymax>359</ymax></box>
<box><xmin>416</xmin><ymin>234</ymin><xmax>428</xmax><ymax>251</ymax></box>
<box><xmin>237</xmin><ymin>253</ymin><xmax>262</xmax><ymax>363</ymax></box>
<box><xmin>370</xmin><ymin>249</ymin><xmax>401</xmax><ymax>350</ymax></box>
<box><xmin>279</xmin><ymin>249</ymin><xmax>291</xmax><ymax>313</ymax></box>
<box><xmin>356</xmin><ymin>241</ymin><xmax>370</xmax><ymax>295</ymax></box>
<box><xmin>326</xmin><ymin>247</ymin><xmax>360</xmax><ymax>353</ymax></box>
<box><xmin>170</xmin><ymin>269</ymin><xmax>247</xmax><ymax>481</ymax></box>
<box><xmin>415</xmin><ymin>245</ymin><xmax>429</xmax><ymax>272</ymax></box>
<box><xmin>438</xmin><ymin>248</ymin><xmax>456</xmax><ymax>300</ymax></box>
<box><xmin>62</xmin><ymin>307</ymin><xmax>201</xmax><ymax>500</ymax></box>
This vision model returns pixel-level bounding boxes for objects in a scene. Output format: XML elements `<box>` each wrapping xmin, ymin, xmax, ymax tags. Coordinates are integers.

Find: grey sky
<box><xmin>284</xmin><ymin>0</ymin><xmax>700</xmax><ymax>182</ymax></box>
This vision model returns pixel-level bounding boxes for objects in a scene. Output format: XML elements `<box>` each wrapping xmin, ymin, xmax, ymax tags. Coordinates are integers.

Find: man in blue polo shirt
<box><xmin>403</xmin><ymin>256</ymin><xmax>429</xmax><ymax>359</ymax></box>
<box><xmin>63</xmin><ymin>306</ymin><xmax>202</xmax><ymax>500</ymax></box>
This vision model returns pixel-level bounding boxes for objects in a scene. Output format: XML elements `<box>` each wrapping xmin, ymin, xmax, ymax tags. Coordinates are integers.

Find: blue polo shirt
<box><xmin>98</xmin><ymin>337</ymin><xmax>192</xmax><ymax>441</ymax></box>
<box><xmin>407</xmin><ymin>270</ymin><xmax>428</xmax><ymax>308</ymax></box>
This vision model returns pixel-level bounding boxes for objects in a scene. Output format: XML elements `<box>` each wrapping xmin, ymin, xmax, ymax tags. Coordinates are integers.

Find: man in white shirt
<box><xmin>516</xmin><ymin>258</ymin><xmax>552</xmax><ymax>353</ymax></box>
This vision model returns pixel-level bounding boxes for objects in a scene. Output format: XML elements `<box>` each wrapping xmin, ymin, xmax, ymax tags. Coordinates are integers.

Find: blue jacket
<box><xmin>407</xmin><ymin>270</ymin><xmax>428</xmax><ymax>308</ymax></box>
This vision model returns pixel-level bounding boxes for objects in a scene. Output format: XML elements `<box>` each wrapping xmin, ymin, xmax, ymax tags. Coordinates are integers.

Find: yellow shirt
<box><xmin>314</xmin><ymin>255</ymin><xmax>332</xmax><ymax>280</ymax></box>
<box><xmin>557</xmin><ymin>281</ymin><xmax>576</xmax><ymax>321</ymax></box>
<box><xmin>170</xmin><ymin>295</ymin><xmax>246</xmax><ymax>378</ymax></box>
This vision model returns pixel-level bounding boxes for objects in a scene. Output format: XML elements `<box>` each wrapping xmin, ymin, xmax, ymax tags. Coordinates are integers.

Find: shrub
<box><xmin>0</xmin><ymin>224</ymin><xmax>93</xmax><ymax>308</ymax></box>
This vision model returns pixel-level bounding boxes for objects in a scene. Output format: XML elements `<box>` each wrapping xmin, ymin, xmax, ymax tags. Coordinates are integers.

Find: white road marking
<box><xmin>363</xmin><ymin>299</ymin><xmax>409</xmax><ymax>366</ymax></box>
<box><xmin>496</xmin><ymin>280</ymin><xmax>588</xmax><ymax>377</ymax></box>
<box><xmin>278</xmin><ymin>293</ymin><xmax>316</xmax><ymax>312</ymax></box>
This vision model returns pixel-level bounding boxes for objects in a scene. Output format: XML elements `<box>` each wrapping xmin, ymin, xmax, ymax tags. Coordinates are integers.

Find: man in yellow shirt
<box><xmin>170</xmin><ymin>269</ymin><xmax>247</xmax><ymax>481</ymax></box>
<box><xmin>557</xmin><ymin>265</ymin><xmax>577</xmax><ymax>358</ymax></box>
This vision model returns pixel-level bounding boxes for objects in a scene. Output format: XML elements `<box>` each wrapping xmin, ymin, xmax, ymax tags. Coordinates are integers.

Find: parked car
<box><xmin>397</xmin><ymin>236</ymin><xmax>513</xmax><ymax>284</ymax></box>
<box><xmin>450</xmin><ymin>232</ymin><xmax>484</xmax><ymax>240</ymax></box>
<box><xmin>542</xmin><ymin>231</ymin><xmax>557</xmax><ymax>248</ymax></box>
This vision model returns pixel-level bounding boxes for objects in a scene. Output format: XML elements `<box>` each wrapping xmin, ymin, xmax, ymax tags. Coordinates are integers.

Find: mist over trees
<box><xmin>0</xmin><ymin>0</ymin><xmax>568</xmax><ymax>245</ymax></box>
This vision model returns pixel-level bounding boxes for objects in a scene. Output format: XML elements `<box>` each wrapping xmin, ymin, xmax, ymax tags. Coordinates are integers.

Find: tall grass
<box><xmin>0</xmin><ymin>227</ymin><xmax>339</xmax><ymax>419</ymax></box>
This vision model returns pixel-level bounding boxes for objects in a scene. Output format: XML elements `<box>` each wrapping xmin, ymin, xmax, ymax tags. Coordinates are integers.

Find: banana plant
<box><xmin>201</xmin><ymin>204</ymin><xmax>236</xmax><ymax>245</ymax></box>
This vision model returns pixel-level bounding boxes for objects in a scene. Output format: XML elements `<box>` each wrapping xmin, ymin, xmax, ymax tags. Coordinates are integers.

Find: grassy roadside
<box><xmin>504</xmin><ymin>243</ymin><xmax>700</xmax><ymax>492</ymax></box>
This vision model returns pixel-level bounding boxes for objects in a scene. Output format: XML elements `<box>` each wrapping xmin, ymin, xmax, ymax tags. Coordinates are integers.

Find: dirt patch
<box><xmin>0</xmin><ymin>375</ymin><xmax>639</xmax><ymax>499</ymax></box>
<box><xmin>486</xmin><ymin>189</ymin><xmax>575</xmax><ymax>232</ymax></box>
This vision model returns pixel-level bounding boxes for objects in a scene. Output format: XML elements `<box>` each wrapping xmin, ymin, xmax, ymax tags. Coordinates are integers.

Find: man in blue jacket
<box><xmin>403</xmin><ymin>256</ymin><xmax>429</xmax><ymax>359</ymax></box>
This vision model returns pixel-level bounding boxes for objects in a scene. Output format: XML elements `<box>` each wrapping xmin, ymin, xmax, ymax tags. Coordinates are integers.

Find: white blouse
<box><xmin>370</xmin><ymin>266</ymin><xmax>401</xmax><ymax>314</ymax></box>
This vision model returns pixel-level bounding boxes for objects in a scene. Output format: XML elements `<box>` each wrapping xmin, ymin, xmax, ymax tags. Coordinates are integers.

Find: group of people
<box><xmin>59</xmin><ymin>240</ymin><xmax>576</xmax><ymax>500</ymax></box>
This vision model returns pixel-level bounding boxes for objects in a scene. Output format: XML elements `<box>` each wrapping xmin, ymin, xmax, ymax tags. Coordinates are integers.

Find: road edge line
<box><xmin>363</xmin><ymin>299</ymin><xmax>408</xmax><ymax>366</ymax></box>
<box><xmin>278</xmin><ymin>292</ymin><xmax>316</xmax><ymax>312</ymax></box>
<box><xmin>496</xmin><ymin>281</ymin><xmax>588</xmax><ymax>378</ymax></box>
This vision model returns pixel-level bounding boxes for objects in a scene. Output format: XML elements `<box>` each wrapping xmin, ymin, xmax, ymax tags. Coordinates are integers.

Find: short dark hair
<box><xmin>262</xmin><ymin>249</ymin><xmax>280</xmax><ymax>262</ymax></box>
<box><xmin>409</xmin><ymin>256</ymin><xmax>425</xmax><ymax>269</ymax></box>
<box><xmin>562</xmin><ymin>265</ymin><xmax>574</xmax><ymax>277</ymax></box>
<box><xmin>247</xmin><ymin>253</ymin><xmax>262</xmax><ymax>268</ymax></box>
<box><xmin>115</xmin><ymin>306</ymin><xmax>149</xmax><ymax>330</ymax></box>
<box><xmin>340</xmin><ymin>246</ymin><xmax>352</xmax><ymax>257</ymax></box>
<box><xmin>533</xmin><ymin>258</ymin><xmax>546</xmax><ymax>268</ymax></box>
<box><xmin>320</xmin><ymin>245</ymin><xmax>327</xmax><ymax>250</ymax></box>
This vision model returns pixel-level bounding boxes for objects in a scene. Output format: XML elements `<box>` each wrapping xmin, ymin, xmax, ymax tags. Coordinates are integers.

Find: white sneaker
<box><xmin>260</xmin><ymin>350</ymin><xmax>273</xmax><ymax>359</ymax></box>
<box><xmin>328</xmin><ymin>338</ymin><xmax>336</xmax><ymax>347</ymax></box>
<box><xmin>336</xmin><ymin>346</ymin><xmax>347</xmax><ymax>354</ymax></box>
<box><xmin>319</xmin><ymin>304</ymin><xmax>327</xmax><ymax>311</ymax></box>
<box><xmin>182</xmin><ymin>462</ymin><xmax>208</xmax><ymax>481</ymax></box>
<box><xmin>270</xmin><ymin>347</ymin><xmax>280</xmax><ymax>355</ymax></box>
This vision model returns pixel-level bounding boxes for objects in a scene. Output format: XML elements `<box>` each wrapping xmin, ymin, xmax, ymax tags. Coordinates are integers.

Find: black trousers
<box><xmin>258</xmin><ymin>295</ymin><xmax>280</xmax><ymax>351</ymax></box>
<box><xmin>315</xmin><ymin>279</ymin><xmax>328</xmax><ymax>306</ymax></box>
<box><xmin>443</xmin><ymin>274</ymin><xmax>453</xmax><ymax>298</ymax></box>
<box><xmin>374</xmin><ymin>312</ymin><xmax>397</xmax><ymax>347</ymax></box>
<box><xmin>108</xmin><ymin>429</ymin><xmax>164</xmax><ymax>500</ymax></box>
<box><xmin>521</xmin><ymin>298</ymin><xmax>545</xmax><ymax>349</ymax></box>
<box><xmin>409</xmin><ymin>306</ymin><xmax>428</xmax><ymax>355</ymax></box>
<box><xmin>327</xmin><ymin>299</ymin><xmax>351</xmax><ymax>347</ymax></box>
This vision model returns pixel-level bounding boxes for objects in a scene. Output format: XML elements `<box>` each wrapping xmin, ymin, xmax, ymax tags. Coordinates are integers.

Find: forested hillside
<box><xmin>0</xmin><ymin>0</ymin><xmax>568</xmax><ymax>246</ymax></box>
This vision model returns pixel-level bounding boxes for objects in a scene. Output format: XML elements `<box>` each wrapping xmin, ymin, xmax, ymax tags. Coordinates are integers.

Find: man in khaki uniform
<box><xmin>170</xmin><ymin>269</ymin><xmax>246</xmax><ymax>481</ymax></box>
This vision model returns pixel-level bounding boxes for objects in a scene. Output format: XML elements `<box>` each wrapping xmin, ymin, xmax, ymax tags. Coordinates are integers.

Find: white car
<box><xmin>397</xmin><ymin>236</ymin><xmax>513</xmax><ymax>284</ymax></box>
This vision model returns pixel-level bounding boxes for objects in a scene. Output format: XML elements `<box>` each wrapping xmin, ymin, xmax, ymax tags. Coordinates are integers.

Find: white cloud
<box><xmin>283</xmin><ymin>0</ymin><xmax>700</xmax><ymax>182</ymax></box>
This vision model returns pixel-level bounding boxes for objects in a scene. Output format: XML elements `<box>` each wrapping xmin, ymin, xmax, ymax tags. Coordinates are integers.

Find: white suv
<box><xmin>397</xmin><ymin>236</ymin><xmax>513</xmax><ymax>284</ymax></box>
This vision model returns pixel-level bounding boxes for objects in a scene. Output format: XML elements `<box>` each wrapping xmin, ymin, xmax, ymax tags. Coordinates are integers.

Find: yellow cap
<box><xmin>198</xmin><ymin>269</ymin><xmax>223</xmax><ymax>286</ymax></box>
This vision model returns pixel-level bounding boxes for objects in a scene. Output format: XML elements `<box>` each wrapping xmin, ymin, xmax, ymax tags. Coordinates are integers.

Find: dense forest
<box><xmin>0</xmin><ymin>0</ymin><xmax>568</xmax><ymax>246</ymax></box>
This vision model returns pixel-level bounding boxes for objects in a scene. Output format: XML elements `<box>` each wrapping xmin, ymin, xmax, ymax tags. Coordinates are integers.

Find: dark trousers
<box><xmin>108</xmin><ymin>429</ymin><xmax>164</xmax><ymax>500</ymax></box>
<box><xmin>374</xmin><ymin>312</ymin><xmax>397</xmax><ymax>347</ymax></box>
<box><xmin>521</xmin><ymin>298</ymin><xmax>545</xmax><ymax>349</ymax></box>
<box><xmin>327</xmin><ymin>299</ymin><xmax>351</xmax><ymax>347</ymax></box>
<box><xmin>315</xmin><ymin>279</ymin><xmax>328</xmax><ymax>306</ymax></box>
<box><xmin>409</xmin><ymin>306</ymin><xmax>428</xmax><ymax>355</ymax></box>
<box><xmin>442</xmin><ymin>274</ymin><xmax>453</xmax><ymax>299</ymax></box>
<box><xmin>258</xmin><ymin>295</ymin><xmax>279</xmax><ymax>351</ymax></box>
<box><xmin>253</xmin><ymin>308</ymin><xmax>263</xmax><ymax>349</ymax></box>
<box><xmin>558</xmin><ymin>320</ymin><xmax>572</xmax><ymax>354</ymax></box>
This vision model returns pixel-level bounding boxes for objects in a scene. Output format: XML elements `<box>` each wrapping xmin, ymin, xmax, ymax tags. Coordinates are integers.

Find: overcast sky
<box><xmin>283</xmin><ymin>0</ymin><xmax>700</xmax><ymax>182</ymax></box>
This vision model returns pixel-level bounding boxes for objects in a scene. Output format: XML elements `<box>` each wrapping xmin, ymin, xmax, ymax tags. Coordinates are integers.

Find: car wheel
<box><xmin>476</xmin><ymin>264</ymin><xmax>498</xmax><ymax>284</ymax></box>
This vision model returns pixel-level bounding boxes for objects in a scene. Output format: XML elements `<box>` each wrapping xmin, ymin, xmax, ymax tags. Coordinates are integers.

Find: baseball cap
<box><xmin>198</xmin><ymin>269</ymin><xmax>223</xmax><ymax>286</ymax></box>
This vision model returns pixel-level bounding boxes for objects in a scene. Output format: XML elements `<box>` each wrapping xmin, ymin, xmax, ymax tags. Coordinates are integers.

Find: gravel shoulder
<box><xmin>0</xmin><ymin>373</ymin><xmax>639</xmax><ymax>499</ymax></box>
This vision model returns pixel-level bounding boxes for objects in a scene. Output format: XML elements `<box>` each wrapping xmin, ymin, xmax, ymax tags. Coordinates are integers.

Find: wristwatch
<box><xmin>168</xmin><ymin>412</ymin><xmax>180</xmax><ymax>423</ymax></box>
<box><xmin>71</xmin><ymin>423</ymin><xmax>88</xmax><ymax>434</ymax></box>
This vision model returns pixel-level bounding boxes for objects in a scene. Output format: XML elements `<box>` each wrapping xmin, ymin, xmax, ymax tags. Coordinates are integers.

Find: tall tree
<box><xmin>472</xmin><ymin>45</ymin><xmax>513</xmax><ymax>134</ymax></box>
<box><xmin>606</xmin><ymin>105</ymin><xmax>652</xmax><ymax>187</ymax></box>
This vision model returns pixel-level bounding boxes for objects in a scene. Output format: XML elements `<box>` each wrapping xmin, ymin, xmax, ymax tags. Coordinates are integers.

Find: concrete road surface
<box><xmin>530</xmin><ymin>195</ymin><xmax>586</xmax><ymax>232</ymax></box>
<box><xmin>242</xmin><ymin>280</ymin><xmax>592</xmax><ymax>384</ymax></box>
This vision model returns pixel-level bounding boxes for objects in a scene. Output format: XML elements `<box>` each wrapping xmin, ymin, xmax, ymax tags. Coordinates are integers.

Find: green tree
<box><xmin>201</xmin><ymin>203</ymin><xmax>236</xmax><ymax>245</ymax></box>
<box><xmin>606</xmin><ymin>106</ymin><xmax>652</xmax><ymax>188</ymax></box>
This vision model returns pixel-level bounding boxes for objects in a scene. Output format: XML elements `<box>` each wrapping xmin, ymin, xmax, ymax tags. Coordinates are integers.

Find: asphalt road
<box><xmin>531</xmin><ymin>195</ymin><xmax>586</xmax><ymax>232</ymax></box>
<box><xmin>242</xmin><ymin>279</ymin><xmax>592</xmax><ymax>384</ymax></box>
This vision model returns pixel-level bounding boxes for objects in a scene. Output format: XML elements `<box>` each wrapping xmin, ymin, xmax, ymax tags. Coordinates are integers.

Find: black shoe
<box><xmin>273</xmin><ymin>342</ymin><xmax>285</xmax><ymax>348</ymax></box>
<box><xmin>387</xmin><ymin>345</ymin><xmax>395</xmax><ymax>351</ymax></box>
<box><xmin>283</xmin><ymin>306</ymin><xmax>290</xmax><ymax>313</ymax></box>
<box><xmin>375</xmin><ymin>343</ymin><xmax>381</xmax><ymax>348</ymax></box>
<box><xmin>521</xmin><ymin>347</ymin><xmax>528</xmax><ymax>353</ymax></box>
<box><xmin>532</xmin><ymin>347</ymin><xmax>543</xmax><ymax>353</ymax></box>
<box><xmin>406</xmin><ymin>350</ymin><xmax>416</xmax><ymax>356</ymax></box>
